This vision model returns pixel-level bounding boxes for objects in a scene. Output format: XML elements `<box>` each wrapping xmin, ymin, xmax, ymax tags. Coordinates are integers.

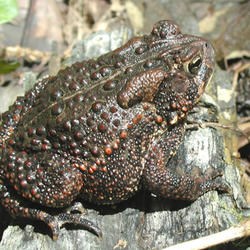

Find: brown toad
<box><xmin>0</xmin><ymin>20</ymin><xmax>228</xmax><ymax>239</ymax></box>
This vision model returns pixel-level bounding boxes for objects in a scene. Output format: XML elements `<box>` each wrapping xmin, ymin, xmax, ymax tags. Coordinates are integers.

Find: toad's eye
<box><xmin>188</xmin><ymin>56</ymin><xmax>202</xmax><ymax>74</ymax></box>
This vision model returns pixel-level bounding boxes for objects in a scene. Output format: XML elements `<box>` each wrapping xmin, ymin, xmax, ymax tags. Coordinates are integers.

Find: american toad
<box><xmin>0</xmin><ymin>20</ymin><xmax>228</xmax><ymax>239</ymax></box>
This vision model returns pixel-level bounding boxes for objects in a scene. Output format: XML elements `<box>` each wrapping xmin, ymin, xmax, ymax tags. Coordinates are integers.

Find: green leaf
<box><xmin>0</xmin><ymin>59</ymin><xmax>20</xmax><ymax>74</ymax></box>
<box><xmin>0</xmin><ymin>0</ymin><xmax>18</xmax><ymax>24</ymax></box>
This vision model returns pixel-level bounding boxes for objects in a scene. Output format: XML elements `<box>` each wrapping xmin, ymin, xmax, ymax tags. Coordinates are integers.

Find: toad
<box><xmin>0</xmin><ymin>20</ymin><xmax>229</xmax><ymax>239</ymax></box>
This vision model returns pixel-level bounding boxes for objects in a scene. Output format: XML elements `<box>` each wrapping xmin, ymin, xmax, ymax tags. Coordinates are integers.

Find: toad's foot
<box><xmin>196</xmin><ymin>167</ymin><xmax>231</xmax><ymax>197</ymax></box>
<box><xmin>143</xmin><ymin>159</ymin><xmax>231</xmax><ymax>201</ymax></box>
<box><xmin>47</xmin><ymin>212</ymin><xmax>102</xmax><ymax>240</ymax></box>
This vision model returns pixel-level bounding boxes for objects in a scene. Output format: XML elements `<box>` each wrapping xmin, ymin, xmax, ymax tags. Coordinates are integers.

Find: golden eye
<box><xmin>188</xmin><ymin>56</ymin><xmax>202</xmax><ymax>74</ymax></box>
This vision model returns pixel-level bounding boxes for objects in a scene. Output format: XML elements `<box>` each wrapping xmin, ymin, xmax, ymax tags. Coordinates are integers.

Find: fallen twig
<box><xmin>163</xmin><ymin>219</ymin><xmax>250</xmax><ymax>250</ymax></box>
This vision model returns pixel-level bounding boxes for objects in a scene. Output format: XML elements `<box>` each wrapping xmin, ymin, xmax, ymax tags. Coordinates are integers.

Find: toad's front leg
<box><xmin>142</xmin><ymin>124</ymin><xmax>229</xmax><ymax>201</ymax></box>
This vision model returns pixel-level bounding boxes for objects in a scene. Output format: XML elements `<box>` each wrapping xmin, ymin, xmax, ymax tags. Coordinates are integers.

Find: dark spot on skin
<box><xmin>74</xmin><ymin>94</ymin><xmax>84</xmax><ymax>103</ymax></box>
<box><xmin>51</xmin><ymin>104</ymin><xmax>63</xmax><ymax>115</ymax></box>
<box><xmin>99</xmin><ymin>67</ymin><xmax>111</xmax><ymax>77</ymax></box>
<box><xmin>110</xmin><ymin>106</ymin><xmax>117</xmax><ymax>113</ymax></box>
<box><xmin>98</xmin><ymin>123</ymin><xmax>107</xmax><ymax>132</ymax></box>
<box><xmin>125</xmin><ymin>67</ymin><xmax>133</xmax><ymax>74</ymax></box>
<box><xmin>69</xmin><ymin>82</ymin><xmax>80</xmax><ymax>91</ymax></box>
<box><xmin>113</xmin><ymin>119</ymin><xmax>120</xmax><ymax>127</ymax></box>
<box><xmin>135</xmin><ymin>45</ymin><xmax>147</xmax><ymax>55</ymax></box>
<box><xmin>36</xmin><ymin>126</ymin><xmax>46</xmax><ymax>136</ymax></box>
<box><xmin>74</xmin><ymin>132</ymin><xmax>84</xmax><ymax>141</ymax></box>
<box><xmin>90</xmin><ymin>71</ymin><xmax>102</xmax><ymax>81</ymax></box>
<box><xmin>100</xmin><ymin>112</ymin><xmax>110</xmax><ymax>122</ymax></box>
<box><xmin>144</xmin><ymin>60</ymin><xmax>153</xmax><ymax>68</ymax></box>
<box><xmin>50</xmin><ymin>89</ymin><xmax>63</xmax><ymax>101</ymax></box>
<box><xmin>27</xmin><ymin>127</ymin><xmax>35</xmax><ymax>136</ymax></box>
<box><xmin>92</xmin><ymin>102</ymin><xmax>102</xmax><ymax>113</ymax></box>
<box><xmin>114</xmin><ymin>61</ymin><xmax>123</xmax><ymax>68</ymax></box>
<box><xmin>91</xmin><ymin>146</ymin><xmax>100</xmax><ymax>156</ymax></box>
<box><xmin>63</xmin><ymin>121</ymin><xmax>71</xmax><ymax>131</ymax></box>
<box><xmin>103</xmin><ymin>80</ymin><xmax>116</xmax><ymax>91</ymax></box>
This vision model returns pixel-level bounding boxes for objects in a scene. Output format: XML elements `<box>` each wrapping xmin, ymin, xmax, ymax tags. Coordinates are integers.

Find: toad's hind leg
<box><xmin>0</xmin><ymin>151</ymin><xmax>101</xmax><ymax>239</ymax></box>
<box><xmin>142</xmin><ymin>124</ymin><xmax>230</xmax><ymax>201</ymax></box>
